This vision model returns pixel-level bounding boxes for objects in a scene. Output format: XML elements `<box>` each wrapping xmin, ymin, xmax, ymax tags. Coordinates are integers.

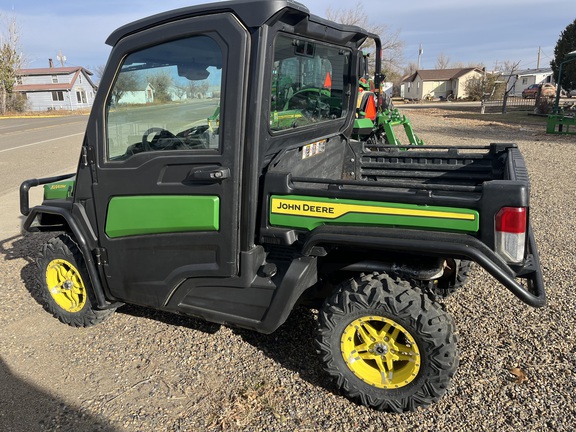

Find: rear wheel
<box><xmin>317</xmin><ymin>273</ymin><xmax>458</xmax><ymax>412</ymax></box>
<box><xmin>35</xmin><ymin>234</ymin><xmax>116</xmax><ymax>327</ymax></box>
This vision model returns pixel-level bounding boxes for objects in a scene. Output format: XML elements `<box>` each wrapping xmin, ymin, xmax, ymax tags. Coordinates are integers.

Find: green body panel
<box><xmin>546</xmin><ymin>114</ymin><xmax>576</xmax><ymax>135</ymax></box>
<box><xmin>43</xmin><ymin>179</ymin><xmax>76</xmax><ymax>200</ymax></box>
<box><xmin>353</xmin><ymin>117</ymin><xmax>374</xmax><ymax>130</ymax></box>
<box><xmin>270</xmin><ymin>109</ymin><xmax>305</xmax><ymax>130</ymax></box>
<box><xmin>269</xmin><ymin>195</ymin><xmax>479</xmax><ymax>233</ymax></box>
<box><xmin>105</xmin><ymin>195</ymin><xmax>219</xmax><ymax>238</ymax></box>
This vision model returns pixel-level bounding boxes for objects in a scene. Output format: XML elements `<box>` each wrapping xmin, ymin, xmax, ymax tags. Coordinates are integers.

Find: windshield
<box><xmin>105</xmin><ymin>35</ymin><xmax>223</xmax><ymax>160</ymax></box>
<box><xmin>270</xmin><ymin>34</ymin><xmax>352</xmax><ymax>132</ymax></box>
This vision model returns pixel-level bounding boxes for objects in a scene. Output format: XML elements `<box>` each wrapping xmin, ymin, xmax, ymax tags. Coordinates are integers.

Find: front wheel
<box><xmin>317</xmin><ymin>273</ymin><xmax>458</xmax><ymax>412</ymax></box>
<box><xmin>35</xmin><ymin>234</ymin><xmax>116</xmax><ymax>327</ymax></box>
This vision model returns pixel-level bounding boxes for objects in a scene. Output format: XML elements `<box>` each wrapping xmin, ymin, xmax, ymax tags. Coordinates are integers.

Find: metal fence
<box><xmin>483</xmin><ymin>96</ymin><xmax>537</xmax><ymax>113</ymax></box>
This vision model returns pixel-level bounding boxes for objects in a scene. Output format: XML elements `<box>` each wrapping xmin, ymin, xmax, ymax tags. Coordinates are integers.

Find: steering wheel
<box><xmin>142</xmin><ymin>127</ymin><xmax>184</xmax><ymax>151</ymax></box>
<box><xmin>285</xmin><ymin>88</ymin><xmax>316</xmax><ymax>110</ymax></box>
<box><xmin>285</xmin><ymin>88</ymin><xmax>330</xmax><ymax>121</ymax></box>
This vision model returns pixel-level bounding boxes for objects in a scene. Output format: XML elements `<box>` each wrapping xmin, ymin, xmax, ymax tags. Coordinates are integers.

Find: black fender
<box><xmin>22</xmin><ymin>204</ymin><xmax>120</xmax><ymax>310</ymax></box>
<box><xmin>21</xmin><ymin>176</ymin><xmax>120</xmax><ymax>310</ymax></box>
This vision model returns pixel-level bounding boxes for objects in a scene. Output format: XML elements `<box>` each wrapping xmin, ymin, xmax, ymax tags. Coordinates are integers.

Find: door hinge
<box><xmin>81</xmin><ymin>145</ymin><xmax>96</xmax><ymax>167</ymax></box>
<box><xmin>81</xmin><ymin>146</ymin><xmax>89</xmax><ymax>167</ymax></box>
<box><xmin>95</xmin><ymin>248</ymin><xmax>109</xmax><ymax>266</ymax></box>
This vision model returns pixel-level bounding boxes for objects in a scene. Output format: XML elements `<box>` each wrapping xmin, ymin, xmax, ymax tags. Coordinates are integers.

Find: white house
<box><xmin>499</xmin><ymin>68</ymin><xmax>554</xmax><ymax>96</ymax></box>
<box><xmin>401</xmin><ymin>68</ymin><xmax>483</xmax><ymax>100</ymax></box>
<box><xmin>117</xmin><ymin>83</ymin><xmax>155</xmax><ymax>105</ymax></box>
<box><xmin>116</xmin><ymin>84</ymin><xmax>190</xmax><ymax>105</ymax></box>
<box><xmin>14</xmin><ymin>66</ymin><xmax>98</xmax><ymax>112</ymax></box>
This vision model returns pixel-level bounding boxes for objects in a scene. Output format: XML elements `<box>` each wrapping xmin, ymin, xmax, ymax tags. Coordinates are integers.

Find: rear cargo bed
<box><xmin>355</xmin><ymin>142</ymin><xmax>527</xmax><ymax>192</ymax></box>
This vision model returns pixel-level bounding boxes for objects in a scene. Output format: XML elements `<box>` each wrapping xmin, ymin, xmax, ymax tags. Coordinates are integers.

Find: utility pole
<box><xmin>480</xmin><ymin>67</ymin><xmax>487</xmax><ymax>114</ymax></box>
<box><xmin>537</xmin><ymin>46</ymin><xmax>541</xmax><ymax>69</ymax></box>
<box><xmin>417</xmin><ymin>44</ymin><xmax>423</xmax><ymax>70</ymax></box>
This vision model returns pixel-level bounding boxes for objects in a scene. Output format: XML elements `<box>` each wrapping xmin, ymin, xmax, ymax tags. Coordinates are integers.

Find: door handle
<box><xmin>187</xmin><ymin>167</ymin><xmax>230</xmax><ymax>182</ymax></box>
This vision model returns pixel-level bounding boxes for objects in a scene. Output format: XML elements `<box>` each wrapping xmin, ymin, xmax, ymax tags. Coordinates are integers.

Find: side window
<box><xmin>270</xmin><ymin>34</ymin><xmax>351</xmax><ymax>132</ymax></box>
<box><xmin>106</xmin><ymin>35</ymin><xmax>223</xmax><ymax>161</ymax></box>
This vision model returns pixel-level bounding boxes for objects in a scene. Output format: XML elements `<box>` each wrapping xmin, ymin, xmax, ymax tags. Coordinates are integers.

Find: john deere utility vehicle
<box><xmin>20</xmin><ymin>0</ymin><xmax>545</xmax><ymax>412</ymax></box>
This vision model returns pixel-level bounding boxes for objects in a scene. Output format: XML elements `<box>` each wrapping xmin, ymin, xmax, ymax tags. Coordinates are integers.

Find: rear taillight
<box><xmin>495</xmin><ymin>207</ymin><xmax>527</xmax><ymax>264</ymax></box>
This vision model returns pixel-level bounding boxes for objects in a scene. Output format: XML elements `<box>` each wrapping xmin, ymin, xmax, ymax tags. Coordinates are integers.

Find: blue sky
<box><xmin>2</xmin><ymin>0</ymin><xmax>574</xmax><ymax>76</ymax></box>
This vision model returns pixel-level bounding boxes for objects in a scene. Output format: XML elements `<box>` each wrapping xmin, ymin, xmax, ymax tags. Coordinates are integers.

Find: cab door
<box><xmin>89</xmin><ymin>14</ymin><xmax>249</xmax><ymax>307</ymax></box>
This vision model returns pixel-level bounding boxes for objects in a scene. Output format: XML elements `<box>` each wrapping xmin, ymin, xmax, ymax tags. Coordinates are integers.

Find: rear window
<box><xmin>269</xmin><ymin>34</ymin><xmax>352</xmax><ymax>132</ymax></box>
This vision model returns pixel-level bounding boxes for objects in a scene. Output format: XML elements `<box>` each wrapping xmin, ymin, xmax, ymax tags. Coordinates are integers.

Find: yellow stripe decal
<box><xmin>270</xmin><ymin>197</ymin><xmax>476</xmax><ymax>221</ymax></box>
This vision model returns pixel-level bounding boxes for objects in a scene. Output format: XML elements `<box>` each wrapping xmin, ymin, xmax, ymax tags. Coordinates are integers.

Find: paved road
<box><xmin>0</xmin><ymin>115</ymin><xmax>88</xmax><ymax>238</ymax></box>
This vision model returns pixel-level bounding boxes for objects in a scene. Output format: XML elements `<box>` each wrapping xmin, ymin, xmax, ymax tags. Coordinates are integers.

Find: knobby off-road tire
<box><xmin>430</xmin><ymin>259</ymin><xmax>474</xmax><ymax>298</ymax></box>
<box><xmin>317</xmin><ymin>273</ymin><xmax>459</xmax><ymax>412</ymax></box>
<box><xmin>35</xmin><ymin>234</ymin><xmax>116</xmax><ymax>327</ymax></box>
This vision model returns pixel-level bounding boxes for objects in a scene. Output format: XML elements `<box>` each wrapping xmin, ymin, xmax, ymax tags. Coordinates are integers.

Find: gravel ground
<box><xmin>1</xmin><ymin>108</ymin><xmax>575</xmax><ymax>431</ymax></box>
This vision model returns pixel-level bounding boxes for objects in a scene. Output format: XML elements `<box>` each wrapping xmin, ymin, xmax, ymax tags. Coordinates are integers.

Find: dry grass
<box><xmin>446</xmin><ymin>111</ymin><xmax>548</xmax><ymax>127</ymax></box>
<box><xmin>209</xmin><ymin>378</ymin><xmax>287</xmax><ymax>429</ymax></box>
<box><xmin>1</xmin><ymin>109</ymin><xmax>91</xmax><ymax>118</ymax></box>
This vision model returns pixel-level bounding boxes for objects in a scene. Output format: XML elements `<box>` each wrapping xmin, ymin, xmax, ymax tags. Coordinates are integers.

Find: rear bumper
<box><xmin>302</xmin><ymin>225</ymin><xmax>546</xmax><ymax>307</ymax></box>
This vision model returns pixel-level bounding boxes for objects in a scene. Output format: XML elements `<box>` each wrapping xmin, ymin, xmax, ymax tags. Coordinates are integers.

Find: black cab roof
<box><xmin>106</xmin><ymin>0</ymin><xmax>372</xmax><ymax>47</ymax></box>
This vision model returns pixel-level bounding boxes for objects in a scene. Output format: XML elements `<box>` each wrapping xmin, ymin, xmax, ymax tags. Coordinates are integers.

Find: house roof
<box><xmin>515</xmin><ymin>68</ymin><xmax>552</xmax><ymax>77</ymax></box>
<box><xmin>16</xmin><ymin>66</ymin><xmax>93</xmax><ymax>76</ymax></box>
<box><xmin>14</xmin><ymin>67</ymin><xmax>97</xmax><ymax>93</ymax></box>
<box><xmin>403</xmin><ymin>68</ymin><xmax>482</xmax><ymax>83</ymax></box>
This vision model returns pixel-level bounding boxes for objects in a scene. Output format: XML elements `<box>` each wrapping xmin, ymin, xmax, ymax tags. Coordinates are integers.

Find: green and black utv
<box><xmin>20</xmin><ymin>0</ymin><xmax>545</xmax><ymax>412</ymax></box>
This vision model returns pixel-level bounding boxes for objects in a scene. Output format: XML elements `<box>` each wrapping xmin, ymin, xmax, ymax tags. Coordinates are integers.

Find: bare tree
<box><xmin>498</xmin><ymin>60</ymin><xmax>522</xmax><ymax>113</ymax></box>
<box><xmin>499</xmin><ymin>60</ymin><xmax>521</xmax><ymax>73</ymax></box>
<box><xmin>435</xmin><ymin>52</ymin><xmax>450</xmax><ymax>70</ymax></box>
<box><xmin>173</xmin><ymin>83</ymin><xmax>188</xmax><ymax>100</ymax></box>
<box><xmin>0</xmin><ymin>14</ymin><xmax>24</xmax><ymax>115</ymax></box>
<box><xmin>148</xmin><ymin>71</ymin><xmax>174</xmax><ymax>103</ymax></box>
<box><xmin>326</xmin><ymin>2</ymin><xmax>404</xmax><ymax>74</ymax></box>
<box><xmin>402</xmin><ymin>62</ymin><xmax>419</xmax><ymax>77</ymax></box>
<box><xmin>450</xmin><ymin>61</ymin><xmax>485</xmax><ymax>69</ymax></box>
<box><xmin>110</xmin><ymin>71</ymin><xmax>140</xmax><ymax>105</ymax></box>
<box><xmin>92</xmin><ymin>64</ymin><xmax>107</xmax><ymax>85</ymax></box>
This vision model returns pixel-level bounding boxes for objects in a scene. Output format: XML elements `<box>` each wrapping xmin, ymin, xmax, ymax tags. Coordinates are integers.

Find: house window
<box><xmin>52</xmin><ymin>91</ymin><xmax>64</xmax><ymax>101</ymax></box>
<box><xmin>52</xmin><ymin>75</ymin><xmax>59</xmax><ymax>84</ymax></box>
<box><xmin>76</xmin><ymin>91</ymin><xmax>87</xmax><ymax>104</ymax></box>
<box><xmin>16</xmin><ymin>76</ymin><xmax>22</xmax><ymax>85</ymax></box>
<box><xmin>522</xmin><ymin>78</ymin><xmax>527</xmax><ymax>85</ymax></box>
<box><xmin>79</xmin><ymin>75</ymin><xmax>83</xmax><ymax>84</ymax></box>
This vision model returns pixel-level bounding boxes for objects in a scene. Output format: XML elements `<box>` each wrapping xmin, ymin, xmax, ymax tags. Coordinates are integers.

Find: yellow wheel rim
<box><xmin>341</xmin><ymin>316</ymin><xmax>421</xmax><ymax>389</ymax></box>
<box><xmin>45</xmin><ymin>259</ymin><xmax>87</xmax><ymax>313</ymax></box>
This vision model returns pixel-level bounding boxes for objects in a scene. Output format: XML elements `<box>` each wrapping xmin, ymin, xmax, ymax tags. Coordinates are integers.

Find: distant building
<box><xmin>14</xmin><ymin>65</ymin><xmax>98</xmax><ymax>112</ymax></box>
<box><xmin>401</xmin><ymin>68</ymin><xmax>483</xmax><ymax>100</ymax></box>
<box><xmin>498</xmin><ymin>68</ymin><xmax>554</xmax><ymax>97</ymax></box>
<box><xmin>117</xmin><ymin>83</ymin><xmax>155</xmax><ymax>105</ymax></box>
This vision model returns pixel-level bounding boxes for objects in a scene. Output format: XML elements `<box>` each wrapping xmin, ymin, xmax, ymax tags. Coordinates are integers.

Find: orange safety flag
<box><xmin>323</xmin><ymin>71</ymin><xmax>332</xmax><ymax>89</ymax></box>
